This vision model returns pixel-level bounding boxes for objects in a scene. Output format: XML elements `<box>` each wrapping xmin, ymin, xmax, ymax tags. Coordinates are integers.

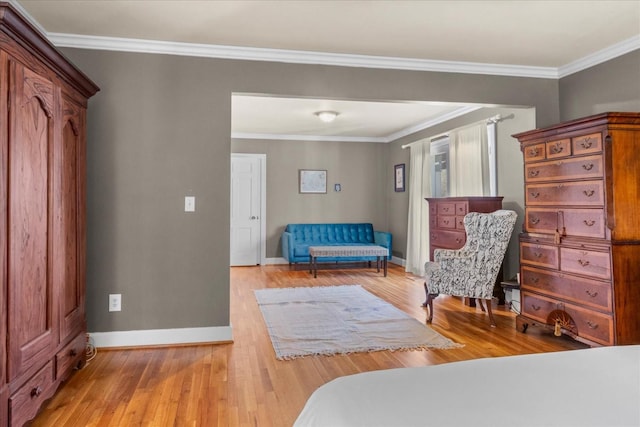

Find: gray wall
<box><xmin>560</xmin><ymin>50</ymin><xmax>640</xmax><ymax>121</ymax></box>
<box><xmin>232</xmin><ymin>139</ymin><xmax>389</xmax><ymax>258</ymax></box>
<box><xmin>386</xmin><ymin>140</ymin><xmax>411</xmax><ymax>259</ymax></box>
<box><xmin>494</xmin><ymin>108</ymin><xmax>536</xmax><ymax>280</ymax></box>
<box><xmin>61</xmin><ymin>44</ymin><xmax>631</xmax><ymax>335</ymax></box>
<box><xmin>77</xmin><ymin>52</ymin><xmax>234</xmax><ymax>331</ymax></box>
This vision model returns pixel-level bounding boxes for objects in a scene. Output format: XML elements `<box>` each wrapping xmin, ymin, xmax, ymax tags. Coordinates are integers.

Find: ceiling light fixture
<box><xmin>315</xmin><ymin>110</ymin><xmax>339</xmax><ymax>123</ymax></box>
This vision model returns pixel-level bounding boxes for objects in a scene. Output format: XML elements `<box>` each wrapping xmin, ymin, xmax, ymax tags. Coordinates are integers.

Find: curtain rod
<box><xmin>401</xmin><ymin>139</ymin><xmax>427</xmax><ymax>150</ymax></box>
<box><xmin>401</xmin><ymin>113</ymin><xmax>515</xmax><ymax>149</ymax></box>
<box><xmin>487</xmin><ymin>113</ymin><xmax>515</xmax><ymax>124</ymax></box>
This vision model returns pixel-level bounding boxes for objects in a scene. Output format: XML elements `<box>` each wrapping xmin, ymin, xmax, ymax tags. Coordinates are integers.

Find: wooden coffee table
<box><xmin>308</xmin><ymin>245</ymin><xmax>389</xmax><ymax>278</ymax></box>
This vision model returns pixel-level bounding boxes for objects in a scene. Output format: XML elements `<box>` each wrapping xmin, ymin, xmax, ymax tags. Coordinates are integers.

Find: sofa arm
<box><xmin>282</xmin><ymin>231</ymin><xmax>295</xmax><ymax>262</ymax></box>
<box><xmin>374</xmin><ymin>231</ymin><xmax>392</xmax><ymax>259</ymax></box>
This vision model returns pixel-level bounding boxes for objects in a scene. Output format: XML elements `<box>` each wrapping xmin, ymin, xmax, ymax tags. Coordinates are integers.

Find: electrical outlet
<box><xmin>109</xmin><ymin>294</ymin><xmax>122</xmax><ymax>312</ymax></box>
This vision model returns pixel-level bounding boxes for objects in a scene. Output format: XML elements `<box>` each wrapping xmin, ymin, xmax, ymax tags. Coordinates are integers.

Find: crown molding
<box><xmin>385</xmin><ymin>106</ymin><xmax>483</xmax><ymax>142</ymax></box>
<box><xmin>48</xmin><ymin>32</ymin><xmax>559</xmax><ymax>79</ymax></box>
<box><xmin>11</xmin><ymin>0</ymin><xmax>637</xmax><ymax>80</ymax></box>
<box><xmin>46</xmin><ymin>32</ymin><xmax>640</xmax><ymax>79</ymax></box>
<box><xmin>231</xmin><ymin>132</ymin><xmax>389</xmax><ymax>143</ymax></box>
<box><xmin>558</xmin><ymin>35</ymin><xmax>640</xmax><ymax>78</ymax></box>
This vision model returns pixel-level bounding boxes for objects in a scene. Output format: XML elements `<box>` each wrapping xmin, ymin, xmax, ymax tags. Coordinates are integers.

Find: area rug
<box><xmin>254</xmin><ymin>285</ymin><xmax>462</xmax><ymax>360</ymax></box>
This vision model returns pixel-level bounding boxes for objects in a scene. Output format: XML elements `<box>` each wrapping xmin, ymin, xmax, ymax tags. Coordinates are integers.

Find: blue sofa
<box><xmin>282</xmin><ymin>223</ymin><xmax>392</xmax><ymax>264</ymax></box>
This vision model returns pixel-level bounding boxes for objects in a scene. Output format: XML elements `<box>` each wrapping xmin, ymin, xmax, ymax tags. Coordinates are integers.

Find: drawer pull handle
<box><xmin>578</xmin><ymin>259</ymin><xmax>590</xmax><ymax>267</ymax></box>
<box><xmin>582</xmin><ymin>163</ymin><xmax>594</xmax><ymax>171</ymax></box>
<box><xmin>455</xmin><ymin>238</ymin><xmax>463</xmax><ymax>244</ymax></box>
<box><xmin>530</xmin><ymin>217</ymin><xmax>540</xmax><ymax>225</ymax></box>
<box><xmin>533</xmin><ymin>251</ymin><xmax>543</xmax><ymax>258</ymax></box>
<box><xmin>550</xmin><ymin>143</ymin><xmax>564</xmax><ymax>154</ymax></box>
<box><xmin>583</xmin><ymin>220</ymin><xmax>596</xmax><ymax>226</ymax></box>
<box><xmin>443</xmin><ymin>207</ymin><xmax>450</xmax><ymax>212</ymax></box>
<box><xmin>586</xmin><ymin>321</ymin><xmax>599</xmax><ymax>330</ymax></box>
<box><xmin>585</xmin><ymin>290</ymin><xmax>599</xmax><ymax>298</ymax></box>
<box><xmin>31</xmin><ymin>386</ymin><xmax>43</xmax><ymax>398</ymax></box>
<box><xmin>443</xmin><ymin>219</ymin><xmax>450</xmax><ymax>224</ymax></box>
<box><xmin>531</xmin><ymin>304</ymin><xmax>541</xmax><ymax>311</ymax></box>
<box><xmin>530</xmin><ymin>191</ymin><xmax>540</xmax><ymax>198</ymax></box>
<box><xmin>432</xmin><ymin>236</ymin><xmax>438</xmax><ymax>240</ymax></box>
<box><xmin>529</xmin><ymin>147</ymin><xmax>540</xmax><ymax>157</ymax></box>
<box><xmin>583</xmin><ymin>189</ymin><xmax>595</xmax><ymax>197</ymax></box>
<box><xmin>529</xmin><ymin>170</ymin><xmax>540</xmax><ymax>177</ymax></box>
<box><xmin>531</xmin><ymin>277</ymin><xmax>539</xmax><ymax>284</ymax></box>
<box><xmin>580</xmin><ymin>138</ymin><xmax>593</xmax><ymax>149</ymax></box>
<box><xmin>70</xmin><ymin>349</ymin><xmax>78</xmax><ymax>357</ymax></box>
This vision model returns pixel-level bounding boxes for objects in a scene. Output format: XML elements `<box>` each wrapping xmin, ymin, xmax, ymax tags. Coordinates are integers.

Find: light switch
<box><xmin>109</xmin><ymin>294</ymin><xmax>121</xmax><ymax>312</ymax></box>
<box><xmin>185</xmin><ymin>196</ymin><xmax>195</xmax><ymax>212</ymax></box>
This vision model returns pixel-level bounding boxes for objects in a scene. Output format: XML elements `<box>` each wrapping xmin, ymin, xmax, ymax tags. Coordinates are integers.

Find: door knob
<box><xmin>251</xmin><ymin>216</ymin><xmax>258</xmax><ymax>220</ymax></box>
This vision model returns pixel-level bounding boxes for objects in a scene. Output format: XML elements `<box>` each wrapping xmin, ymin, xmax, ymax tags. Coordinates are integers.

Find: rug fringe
<box><xmin>275</xmin><ymin>343</ymin><xmax>464</xmax><ymax>360</ymax></box>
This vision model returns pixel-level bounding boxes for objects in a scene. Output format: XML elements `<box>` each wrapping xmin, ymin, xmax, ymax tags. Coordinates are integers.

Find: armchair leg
<box><xmin>423</xmin><ymin>282</ymin><xmax>428</xmax><ymax>306</ymax></box>
<box><xmin>485</xmin><ymin>298</ymin><xmax>496</xmax><ymax>327</ymax></box>
<box><xmin>477</xmin><ymin>298</ymin><xmax>486</xmax><ymax>312</ymax></box>
<box><xmin>422</xmin><ymin>282</ymin><xmax>435</xmax><ymax>323</ymax></box>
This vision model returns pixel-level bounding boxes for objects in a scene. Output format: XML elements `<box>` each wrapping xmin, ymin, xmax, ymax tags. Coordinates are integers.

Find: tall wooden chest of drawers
<box><xmin>513</xmin><ymin>112</ymin><xmax>640</xmax><ymax>346</ymax></box>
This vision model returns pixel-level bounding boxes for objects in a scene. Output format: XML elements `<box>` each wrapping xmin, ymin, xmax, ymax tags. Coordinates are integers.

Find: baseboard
<box><xmin>390</xmin><ymin>256</ymin><xmax>406</xmax><ymax>266</ymax></box>
<box><xmin>90</xmin><ymin>325</ymin><xmax>233</xmax><ymax>348</ymax></box>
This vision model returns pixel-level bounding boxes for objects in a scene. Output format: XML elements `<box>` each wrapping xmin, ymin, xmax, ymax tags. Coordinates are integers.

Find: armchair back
<box><xmin>428</xmin><ymin>210</ymin><xmax>517</xmax><ymax>300</ymax></box>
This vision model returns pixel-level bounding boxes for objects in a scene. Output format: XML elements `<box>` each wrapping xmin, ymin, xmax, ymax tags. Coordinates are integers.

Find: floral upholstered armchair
<box><xmin>423</xmin><ymin>209</ymin><xmax>517</xmax><ymax>327</ymax></box>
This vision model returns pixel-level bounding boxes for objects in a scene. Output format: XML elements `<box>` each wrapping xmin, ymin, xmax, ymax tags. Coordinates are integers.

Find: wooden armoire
<box><xmin>0</xmin><ymin>3</ymin><xmax>99</xmax><ymax>425</ymax></box>
<box><xmin>513</xmin><ymin>112</ymin><xmax>640</xmax><ymax>346</ymax></box>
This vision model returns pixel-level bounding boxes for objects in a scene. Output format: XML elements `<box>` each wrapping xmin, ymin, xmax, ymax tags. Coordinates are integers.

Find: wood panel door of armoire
<box><xmin>7</xmin><ymin>60</ymin><xmax>56</xmax><ymax>382</ymax></box>
<box><xmin>58</xmin><ymin>94</ymin><xmax>86</xmax><ymax>345</ymax></box>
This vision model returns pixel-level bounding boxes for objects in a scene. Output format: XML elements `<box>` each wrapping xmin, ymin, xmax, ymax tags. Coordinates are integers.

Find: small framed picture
<box><xmin>394</xmin><ymin>164</ymin><xmax>405</xmax><ymax>192</ymax></box>
<box><xmin>299</xmin><ymin>169</ymin><xmax>327</xmax><ymax>194</ymax></box>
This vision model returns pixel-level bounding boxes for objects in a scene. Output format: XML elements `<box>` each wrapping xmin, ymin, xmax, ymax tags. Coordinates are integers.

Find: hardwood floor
<box><xmin>32</xmin><ymin>264</ymin><xmax>587</xmax><ymax>426</ymax></box>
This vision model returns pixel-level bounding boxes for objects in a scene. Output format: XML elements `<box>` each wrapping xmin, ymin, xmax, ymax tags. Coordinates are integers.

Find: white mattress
<box><xmin>294</xmin><ymin>345</ymin><xmax>640</xmax><ymax>427</ymax></box>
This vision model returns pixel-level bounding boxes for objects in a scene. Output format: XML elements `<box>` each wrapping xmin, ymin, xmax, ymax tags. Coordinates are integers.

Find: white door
<box><xmin>230</xmin><ymin>154</ymin><xmax>264</xmax><ymax>266</ymax></box>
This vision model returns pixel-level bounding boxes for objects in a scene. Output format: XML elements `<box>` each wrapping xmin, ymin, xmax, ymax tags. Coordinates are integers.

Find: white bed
<box><xmin>294</xmin><ymin>345</ymin><xmax>640</xmax><ymax>427</ymax></box>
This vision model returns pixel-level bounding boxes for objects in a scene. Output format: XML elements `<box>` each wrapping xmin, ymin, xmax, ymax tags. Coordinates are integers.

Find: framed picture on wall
<box><xmin>394</xmin><ymin>164</ymin><xmax>405</xmax><ymax>192</ymax></box>
<box><xmin>299</xmin><ymin>169</ymin><xmax>327</xmax><ymax>193</ymax></box>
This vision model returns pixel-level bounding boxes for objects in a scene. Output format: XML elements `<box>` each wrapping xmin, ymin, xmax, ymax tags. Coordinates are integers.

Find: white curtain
<box><xmin>405</xmin><ymin>141</ymin><xmax>431</xmax><ymax>276</ymax></box>
<box><xmin>449</xmin><ymin>124</ymin><xmax>489</xmax><ymax>196</ymax></box>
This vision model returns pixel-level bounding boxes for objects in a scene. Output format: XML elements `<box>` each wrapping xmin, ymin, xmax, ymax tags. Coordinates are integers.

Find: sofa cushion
<box><xmin>286</xmin><ymin>223</ymin><xmax>375</xmax><ymax>245</ymax></box>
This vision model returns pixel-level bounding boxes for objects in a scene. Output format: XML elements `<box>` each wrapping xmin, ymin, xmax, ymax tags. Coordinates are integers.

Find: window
<box><xmin>430</xmin><ymin>122</ymin><xmax>497</xmax><ymax>197</ymax></box>
<box><xmin>430</xmin><ymin>137</ymin><xmax>450</xmax><ymax>197</ymax></box>
<box><xmin>487</xmin><ymin>121</ymin><xmax>497</xmax><ymax>196</ymax></box>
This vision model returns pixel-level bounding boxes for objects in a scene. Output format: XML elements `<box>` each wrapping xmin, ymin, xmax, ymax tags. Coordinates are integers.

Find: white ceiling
<box><xmin>14</xmin><ymin>0</ymin><xmax>640</xmax><ymax>142</ymax></box>
<box><xmin>231</xmin><ymin>96</ymin><xmax>483</xmax><ymax>142</ymax></box>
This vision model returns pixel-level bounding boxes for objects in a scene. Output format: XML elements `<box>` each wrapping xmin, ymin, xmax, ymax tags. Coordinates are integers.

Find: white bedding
<box><xmin>294</xmin><ymin>346</ymin><xmax>640</xmax><ymax>427</ymax></box>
